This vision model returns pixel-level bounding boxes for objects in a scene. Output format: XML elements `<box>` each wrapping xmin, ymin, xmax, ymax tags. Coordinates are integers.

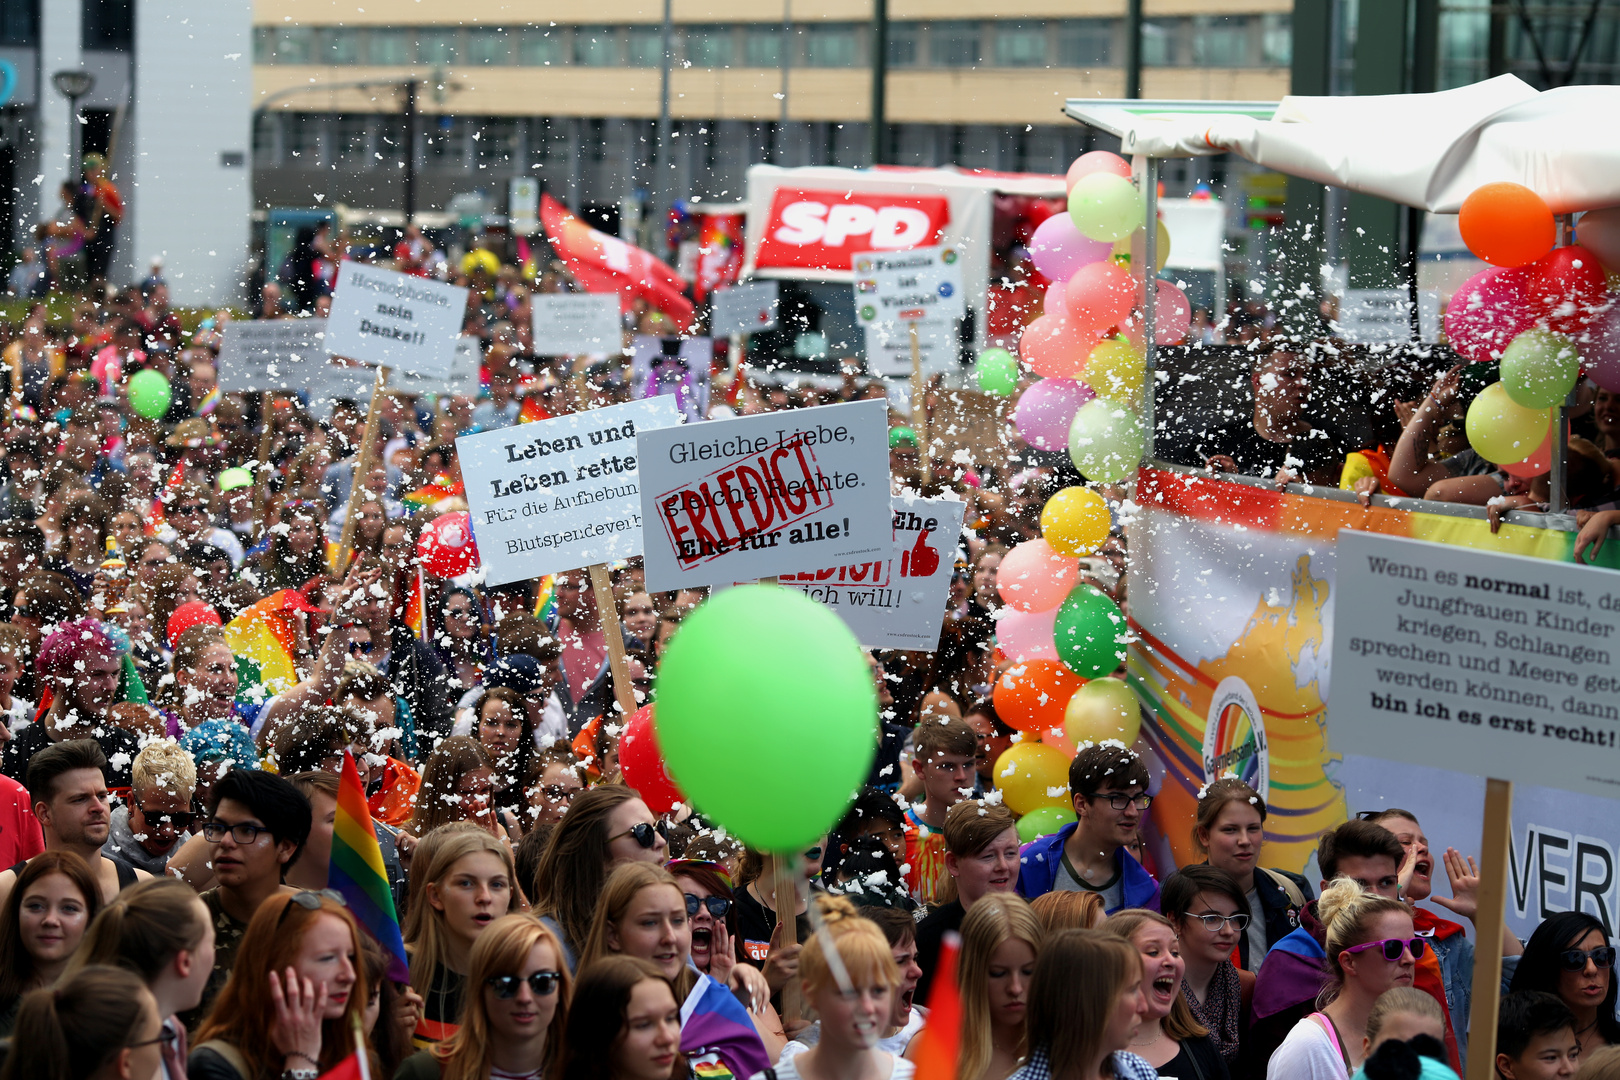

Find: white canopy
<box><xmin>1064</xmin><ymin>76</ymin><xmax>1620</xmax><ymax>215</ymax></box>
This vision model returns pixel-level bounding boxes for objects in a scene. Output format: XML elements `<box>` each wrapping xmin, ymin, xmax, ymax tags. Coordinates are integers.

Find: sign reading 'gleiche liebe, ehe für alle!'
<box><xmin>323</xmin><ymin>261</ymin><xmax>469</xmax><ymax>381</ymax></box>
<box><xmin>636</xmin><ymin>399</ymin><xmax>892</xmax><ymax>591</ymax></box>
<box><xmin>457</xmin><ymin>397</ymin><xmax>683</xmax><ymax>586</ymax></box>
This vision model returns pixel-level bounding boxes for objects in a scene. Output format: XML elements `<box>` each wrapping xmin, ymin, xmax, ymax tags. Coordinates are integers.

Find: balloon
<box><xmin>1465</xmin><ymin>382</ymin><xmax>1553</xmax><ymax>465</ymax></box>
<box><xmin>1066</xmin><ymin>151</ymin><xmax>1132</xmax><ymax>192</ymax></box>
<box><xmin>1068</xmin><ymin>398</ymin><xmax>1145</xmax><ymax>484</ymax></box>
<box><xmin>975</xmin><ymin>347</ymin><xmax>1019</xmax><ymax>396</ymax></box>
<box><xmin>1062</xmin><ymin>678</ymin><xmax>1142</xmax><ymax>747</ymax></box>
<box><xmin>1053</xmin><ymin>582</ymin><xmax>1128</xmax><ymax>679</ymax></box>
<box><xmin>417</xmin><ymin>511</ymin><xmax>480</xmax><ymax>577</ymax></box>
<box><xmin>618</xmin><ymin>704</ymin><xmax>684</xmax><ymax>815</ymax></box>
<box><xmin>1041</xmin><ymin>486</ymin><xmax>1112</xmax><ymax>558</ymax></box>
<box><xmin>1065</xmin><ymin>262</ymin><xmax>1136</xmax><ymax>331</ymax></box>
<box><xmin>994</xmin><ymin>741</ymin><xmax>1074</xmax><ymax>815</ymax></box>
<box><xmin>1459</xmin><ymin>182</ymin><xmax>1555</xmax><ymax>267</ymax></box>
<box><xmin>1110</xmin><ymin>219</ymin><xmax>1173</xmax><ymax>273</ymax></box>
<box><xmin>1500</xmin><ymin>328</ymin><xmax>1580</xmax><ymax>408</ymax></box>
<box><xmin>1040</xmin><ymin>724</ymin><xmax>1079</xmax><ymax>757</ymax></box>
<box><xmin>993</xmin><ymin>659</ymin><xmax>1086</xmax><ymax>733</ymax></box>
<box><xmin>997</xmin><ymin>539</ymin><xmax>1079</xmax><ymax>613</ymax></box>
<box><xmin>1013</xmin><ymin>378</ymin><xmax>1094</xmax><ymax>451</ymax></box>
<box><xmin>1019</xmin><ymin>314</ymin><xmax>1099</xmax><ymax>379</ymax></box>
<box><xmin>1016</xmin><ymin>804</ymin><xmax>1077</xmax><ymax>844</ymax></box>
<box><xmin>1585</xmin><ymin>304</ymin><xmax>1620</xmax><ymax>392</ymax></box>
<box><xmin>1029</xmin><ymin>213</ymin><xmax>1112</xmax><ymax>282</ymax></box>
<box><xmin>1525</xmin><ymin>246</ymin><xmax>1611</xmax><ymax>334</ymax></box>
<box><xmin>1044</xmin><ymin>278</ymin><xmax>1067</xmax><ymax>317</ymax></box>
<box><xmin>1501</xmin><ymin>426</ymin><xmax>1554</xmax><ymax>480</ymax></box>
<box><xmin>655</xmin><ymin>585</ymin><xmax>876</xmax><ymax>851</ymax></box>
<box><xmin>127</xmin><ymin>370</ymin><xmax>172</xmax><ymax>420</ymax></box>
<box><xmin>166</xmin><ymin>599</ymin><xmax>222</xmax><ymax>648</ymax></box>
<box><xmin>1068</xmin><ymin>173</ymin><xmax>1145</xmax><ymax>243</ymax></box>
<box><xmin>1443</xmin><ymin>266</ymin><xmax>1537</xmax><ymax>363</ymax></box>
<box><xmin>996</xmin><ymin>606</ymin><xmax>1058</xmax><ymax>662</ymax></box>
<box><xmin>1081</xmin><ymin>338</ymin><xmax>1146</xmax><ymax>408</ymax></box>
<box><xmin>1152</xmin><ymin>280</ymin><xmax>1193</xmax><ymax>345</ymax></box>
<box><xmin>1579</xmin><ymin>206</ymin><xmax>1620</xmax><ymax>272</ymax></box>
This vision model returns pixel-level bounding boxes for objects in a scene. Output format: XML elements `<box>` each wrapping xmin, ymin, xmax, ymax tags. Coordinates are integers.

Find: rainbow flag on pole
<box><xmin>329</xmin><ymin>751</ymin><xmax>409</xmax><ymax>984</ymax></box>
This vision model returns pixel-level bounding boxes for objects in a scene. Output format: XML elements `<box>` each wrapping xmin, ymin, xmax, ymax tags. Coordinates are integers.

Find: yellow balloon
<box><xmin>1041</xmin><ymin>486</ymin><xmax>1112</xmax><ymax>558</ymax></box>
<box><xmin>994</xmin><ymin>741</ymin><xmax>1074</xmax><ymax>815</ymax></box>
<box><xmin>1063</xmin><ymin>678</ymin><xmax>1142</xmax><ymax>747</ymax></box>
<box><xmin>1465</xmin><ymin>382</ymin><xmax>1553</xmax><ymax>464</ymax></box>
<box><xmin>1083</xmin><ymin>338</ymin><xmax>1146</xmax><ymax>408</ymax></box>
<box><xmin>1110</xmin><ymin>219</ymin><xmax>1172</xmax><ymax>272</ymax></box>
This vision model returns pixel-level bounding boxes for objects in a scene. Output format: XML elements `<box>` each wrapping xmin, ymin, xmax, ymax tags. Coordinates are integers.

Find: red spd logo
<box><xmin>756</xmin><ymin>188</ymin><xmax>949</xmax><ymax>270</ymax></box>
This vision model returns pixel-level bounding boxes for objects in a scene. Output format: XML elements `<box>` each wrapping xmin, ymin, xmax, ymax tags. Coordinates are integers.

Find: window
<box><xmin>472</xmin><ymin>119</ymin><xmax>518</xmax><ymax>167</ymax></box>
<box><xmin>1192</xmin><ymin>16</ymin><xmax>1251</xmax><ymax>65</ymax></box>
<box><xmin>468</xmin><ymin>28</ymin><xmax>511</xmax><ymax>65</ymax></box>
<box><xmin>418</xmin><ymin>30</ymin><xmax>459</xmax><ymax>65</ymax></box>
<box><xmin>574</xmin><ymin>26</ymin><xmax>621</xmax><ymax>66</ymax></box>
<box><xmin>425</xmin><ymin>117</ymin><xmax>463</xmax><ymax>166</ymax></box>
<box><xmin>1262</xmin><ymin>13</ymin><xmax>1292</xmax><ymax>65</ymax></box>
<box><xmin>252</xmin><ymin>26</ymin><xmax>275</xmax><ymax>64</ymax></box>
<box><xmin>252</xmin><ymin>114</ymin><xmax>278</xmax><ymax>159</ymax></box>
<box><xmin>930</xmin><ymin>22</ymin><xmax>980</xmax><ymax>66</ymax></box>
<box><xmin>887</xmin><ymin>23</ymin><xmax>921</xmax><ymax>67</ymax></box>
<box><xmin>994</xmin><ymin>21</ymin><xmax>1047</xmax><ymax>66</ymax></box>
<box><xmin>0</xmin><ymin>0</ymin><xmax>38</xmax><ymax>47</ymax></box>
<box><xmin>334</xmin><ymin>116</ymin><xmax>369</xmax><ymax>166</ymax></box>
<box><xmin>684</xmin><ymin>25</ymin><xmax>733</xmax><ymax>67</ymax></box>
<box><xmin>376</xmin><ymin>118</ymin><xmax>405</xmax><ymax>165</ymax></box>
<box><xmin>626</xmin><ymin>26</ymin><xmax>663</xmax><ymax>67</ymax></box>
<box><xmin>369</xmin><ymin>28</ymin><xmax>411</xmax><ymax>66</ymax></box>
<box><xmin>318</xmin><ymin>27</ymin><xmax>362</xmax><ymax>64</ymax></box>
<box><xmin>285</xmin><ymin>114</ymin><xmax>322</xmax><ymax>163</ymax></box>
<box><xmin>1058</xmin><ymin>19</ymin><xmax>1112</xmax><ymax>65</ymax></box>
<box><xmin>805</xmin><ymin>23</ymin><xmax>859</xmax><ymax>67</ymax></box>
<box><xmin>1141</xmin><ymin>20</ymin><xmax>1177</xmax><ymax>65</ymax></box>
<box><xmin>744</xmin><ymin>25</ymin><xmax>781</xmax><ymax>66</ymax></box>
<box><xmin>82</xmin><ymin>0</ymin><xmax>132</xmax><ymax>50</ymax></box>
<box><xmin>273</xmin><ymin>26</ymin><xmax>316</xmax><ymax>65</ymax></box>
<box><xmin>518</xmin><ymin>27</ymin><xmax>566</xmax><ymax>65</ymax></box>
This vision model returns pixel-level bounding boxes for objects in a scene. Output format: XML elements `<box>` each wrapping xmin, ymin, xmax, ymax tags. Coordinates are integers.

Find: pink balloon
<box><xmin>1066</xmin><ymin>151</ymin><xmax>1132</xmax><ymax>193</ymax></box>
<box><xmin>1066</xmin><ymin>262</ymin><xmax>1136</xmax><ymax>330</ymax></box>
<box><xmin>1029</xmin><ymin>213</ymin><xmax>1113</xmax><ymax>283</ymax></box>
<box><xmin>1019</xmin><ymin>314</ymin><xmax>1101</xmax><ymax>380</ymax></box>
<box><xmin>1578</xmin><ymin>206</ymin><xmax>1620</xmax><ymax>273</ymax></box>
<box><xmin>997</xmin><ymin>540</ymin><xmax>1079</xmax><ymax>614</ymax></box>
<box><xmin>1013</xmin><ymin>378</ymin><xmax>1095</xmax><ymax>451</ymax></box>
<box><xmin>1584</xmin><ymin>303</ymin><xmax>1620</xmax><ymax>392</ymax></box>
<box><xmin>1444</xmin><ymin>266</ymin><xmax>1537</xmax><ymax>363</ymax></box>
<box><xmin>1501</xmin><ymin>427</ymin><xmax>1553</xmax><ymax>479</ymax></box>
<box><xmin>1153</xmin><ymin>280</ymin><xmax>1192</xmax><ymax>345</ymax></box>
<box><xmin>996</xmin><ymin>605</ymin><xmax>1059</xmax><ymax>661</ymax></box>
<box><xmin>1043</xmin><ymin>278</ymin><xmax>1067</xmax><ymax>318</ymax></box>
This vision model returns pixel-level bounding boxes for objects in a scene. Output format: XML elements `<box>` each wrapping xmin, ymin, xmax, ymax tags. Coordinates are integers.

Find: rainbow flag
<box><xmin>532</xmin><ymin>573</ymin><xmax>556</xmax><ymax>624</ymax></box>
<box><xmin>518</xmin><ymin>396</ymin><xmax>551</xmax><ymax>424</ymax></box>
<box><xmin>329</xmin><ymin>751</ymin><xmax>409</xmax><ymax>984</ymax></box>
<box><xmin>678</xmin><ymin>972</ymin><xmax>769</xmax><ymax>1079</ymax></box>
<box><xmin>402</xmin><ymin>472</ymin><xmax>463</xmax><ymax>511</ymax></box>
<box><xmin>222</xmin><ymin>589</ymin><xmax>313</xmax><ymax>706</ymax></box>
<box><xmin>913</xmin><ymin>933</ymin><xmax>961</xmax><ymax>1080</ymax></box>
<box><xmin>403</xmin><ymin>569</ymin><xmax>425</xmax><ymax>640</ymax></box>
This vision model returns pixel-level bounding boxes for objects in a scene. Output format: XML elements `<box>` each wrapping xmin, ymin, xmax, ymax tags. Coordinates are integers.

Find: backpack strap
<box><xmin>1261</xmin><ymin>867</ymin><xmax>1307</xmax><ymax>908</ymax></box>
<box><xmin>193</xmin><ymin>1039</ymin><xmax>252</xmax><ymax>1079</ymax></box>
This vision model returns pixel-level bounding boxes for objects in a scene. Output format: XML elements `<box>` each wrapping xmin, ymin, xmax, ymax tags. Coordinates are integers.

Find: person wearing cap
<box><xmin>216</xmin><ymin>466</ymin><xmax>256</xmax><ymax>540</ymax></box>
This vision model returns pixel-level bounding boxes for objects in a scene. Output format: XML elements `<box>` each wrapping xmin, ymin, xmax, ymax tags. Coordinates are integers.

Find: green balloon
<box><xmin>1068</xmin><ymin>397</ymin><xmax>1145</xmax><ymax>483</ymax></box>
<box><xmin>127</xmin><ymin>369</ymin><xmax>172</xmax><ymax>420</ymax></box>
<box><xmin>1054</xmin><ymin>582</ymin><xmax>1128</xmax><ymax>679</ymax></box>
<box><xmin>1017</xmin><ymin>804</ymin><xmax>1076</xmax><ymax>844</ymax></box>
<box><xmin>653</xmin><ymin>585</ymin><xmax>877</xmax><ymax>852</ymax></box>
<box><xmin>1500</xmin><ymin>329</ymin><xmax>1579</xmax><ymax>408</ymax></box>
<box><xmin>975</xmin><ymin>347</ymin><xmax>1019</xmax><ymax>396</ymax></box>
<box><xmin>1068</xmin><ymin>173</ymin><xmax>1145</xmax><ymax>243</ymax></box>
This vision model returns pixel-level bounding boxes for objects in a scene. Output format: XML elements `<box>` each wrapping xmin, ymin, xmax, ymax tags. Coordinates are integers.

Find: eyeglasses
<box><xmin>1344</xmin><ymin>937</ymin><xmax>1427</xmax><ymax>962</ymax></box>
<box><xmin>127</xmin><ymin>1026</ymin><xmax>179</xmax><ymax>1051</ymax></box>
<box><xmin>685</xmin><ymin>893</ymin><xmax>732</xmax><ymax>919</ymax></box>
<box><xmin>171</xmin><ymin>503</ymin><xmax>208</xmax><ymax>516</ymax></box>
<box><xmin>276</xmin><ymin>889</ymin><xmax>347</xmax><ymax>929</ymax></box>
<box><xmin>540</xmin><ymin>784</ymin><xmax>577</xmax><ymax>803</ymax></box>
<box><xmin>486</xmin><ymin>971</ymin><xmax>563</xmax><ymax>999</ymax></box>
<box><xmin>1189</xmin><ymin>912</ymin><xmax>1251</xmax><ymax>932</ymax></box>
<box><xmin>608</xmin><ymin>820</ymin><xmax>669</xmax><ymax>849</ymax></box>
<box><xmin>135</xmin><ymin>803</ymin><xmax>196</xmax><ymax>831</ymax></box>
<box><xmin>1561</xmin><ymin>946</ymin><xmax>1618</xmax><ymax>971</ymax></box>
<box><xmin>1092</xmin><ymin>792</ymin><xmax>1153</xmax><ymax>811</ymax></box>
<box><xmin>202</xmin><ymin>819</ymin><xmax>274</xmax><ymax>845</ymax></box>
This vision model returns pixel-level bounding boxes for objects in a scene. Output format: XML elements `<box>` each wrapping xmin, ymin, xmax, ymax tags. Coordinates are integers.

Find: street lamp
<box><xmin>51</xmin><ymin>69</ymin><xmax>95</xmax><ymax>180</ymax></box>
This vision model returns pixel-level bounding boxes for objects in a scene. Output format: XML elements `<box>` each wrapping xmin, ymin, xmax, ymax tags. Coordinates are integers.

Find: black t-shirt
<box><xmin>735</xmin><ymin>884</ymin><xmax>813</xmax><ymax>969</ymax></box>
<box><xmin>0</xmin><ymin>721</ymin><xmax>139</xmax><ymax>790</ymax></box>
<box><xmin>912</xmin><ymin>898</ymin><xmax>966</xmax><ymax>1003</ymax></box>
<box><xmin>1156</xmin><ymin>1033</ymin><xmax>1231</xmax><ymax>1080</ymax></box>
<box><xmin>1195</xmin><ymin>419</ymin><xmax>1356</xmax><ymax>480</ymax></box>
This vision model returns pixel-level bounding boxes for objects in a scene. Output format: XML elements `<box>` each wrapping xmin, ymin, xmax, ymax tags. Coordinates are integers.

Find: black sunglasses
<box><xmin>487</xmin><ymin>971</ymin><xmax>563</xmax><ymax>998</ymax></box>
<box><xmin>1562</xmin><ymin>946</ymin><xmax>1618</xmax><ymax>971</ymax></box>
<box><xmin>347</xmin><ymin>639</ymin><xmax>374</xmax><ymax>655</ymax></box>
<box><xmin>685</xmin><ymin>893</ymin><xmax>732</xmax><ymax>919</ymax></box>
<box><xmin>135</xmin><ymin>802</ymin><xmax>196</xmax><ymax>831</ymax></box>
<box><xmin>608</xmin><ymin>820</ymin><xmax>669</xmax><ymax>849</ymax></box>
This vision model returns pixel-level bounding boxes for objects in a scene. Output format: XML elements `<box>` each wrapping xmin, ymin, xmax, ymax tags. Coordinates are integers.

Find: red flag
<box><xmin>913</xmin><ymin>932</ymin><xmax>961</xmax><ymax>1080</ymax></box>
<box><xmin>541</xmin><ymin>194</ymin><xmax>694</xmax><ymax>332</ymax></box>
<box><xmin>317</xmin><ymin>1051</ymin><xmax>368</xmax><ymax>1080</ymax></box>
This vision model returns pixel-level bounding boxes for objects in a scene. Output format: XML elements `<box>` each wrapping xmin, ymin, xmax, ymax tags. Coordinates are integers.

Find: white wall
<box><xmin>128</xmin><ymin>0</ymin><xmax>251</xmax><ymax>306</ymax></box>
<box><xmin>36</xmin><ymin>0</ymin><xmax>81</xmax><ymax>225</ymax></box>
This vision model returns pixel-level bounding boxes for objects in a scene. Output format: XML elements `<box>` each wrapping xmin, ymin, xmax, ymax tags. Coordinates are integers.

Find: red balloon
<box><xmin>417</xmin><ymin>511</ymin><xmax>480</xmax><ymax>578</ymax></box>
<box><xmin>619</xmin><ymin>704</ymin><xmax>684</xmax><ymax>814</ymax></box>
<box><xmin>1525</xmin><ymin>245</ymin><xmax>1611</xmax><ymax>335</ymax></box>
<box><xmin>1501</xmin><ymin>427</ymin><xmax>1553</xmax><ymax>479</ymax></box>
<box><xmin>1065</xmin><ymin>262</ymin><xmax>1136</xmax><ymax>331</ymax></box>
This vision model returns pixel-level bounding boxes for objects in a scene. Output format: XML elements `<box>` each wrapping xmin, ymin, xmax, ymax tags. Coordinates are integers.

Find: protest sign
<box><xmin>636</xmin><ymin>399</ymin><xmax>891</xmax><ymax>590</ymax></box>
<box><xmin>324</xmin><ymin>261</ymin><xmax>468</xmax><ymax>380</ymax></box>
<box><xmin>532</xmin><ymin>293</ymin><xmax>624</xmax><ymax>355</ymax></box>
<box><xmin>394</xmin><ymin>336</ymin><xmax>482</xmax><ymax>397</ymax></box>
<box><xmin>1330</xmin><ymin>530</ymin><xmax>1620</xmax><ymax>799</ymax></box>
<box><xmin>852</xmin><ymin>245</ymin><xmax>965</xmax><ymax>327</ymax></box>
<box><xmin>629</xmin><ymin>336</ymin><xmax>711</xmax><ymax>425</ymax></box>
<box><xmin>864</xmin><ymin>317</ymin><xmax>958</xmax><ymax>378</ymax></box>
<box><xmin>217</xmin><ymin>319</ymin><xmax>329</xmax><ymax>393</ymax></box>
<box><xmin>710</xmin><ymin>281</ymin><xmax>779</xmax><ymax>338</ymax></box>
<box><xmin>778</xmin><ymin>494</ymin><xmax>965</xmax><ymax>649</ymax></box>
<box><xmin>457</xmin><ymin>397</ymin><xmax>683</xmax><ymax>586</ymax></box>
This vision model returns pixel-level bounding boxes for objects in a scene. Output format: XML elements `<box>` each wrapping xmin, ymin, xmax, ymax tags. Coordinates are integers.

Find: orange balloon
<box><xmin>1065</xmin><ymin>262</ymin><xmax>1136</xmax><ymax>331</ymax></box>
<box><xmin>993</xmin><ymin>659</ymin><xmax>1086</xmax><ymax>733</ymax></box>
<box><xmin>1041</xmin><ymin>724</ymin><xmax>1079</xmax><ymax>756</ymax></box>
<box><xmin>1459</xmin><ymin>183</ymin><xmax>1555</xmax><ymax>268</ymax></box>
<box><xmin>1019</xmin><ymin>313</ymin><xmax>1100</xmax><ymax>379</ymax></box>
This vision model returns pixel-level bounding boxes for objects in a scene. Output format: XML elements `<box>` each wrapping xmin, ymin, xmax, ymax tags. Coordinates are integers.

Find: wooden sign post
<box><xmin>252</xmin><ymin>391</ymin><xmax>279</xmax><ymax>533</ymax></box>
<box><xmin>1465</xmin><ymin>778</ymin><xmax>1513</xmax><ymax>1080</ymax></box>
<box><xmin>774</xmin><ymin>854</ymin><xmax>802</xmax><ymax>1024</ymax></box>
<box><xmin>909</xmin><ymin>321</ymin><xmax>930</xmax><ymax>486</ymax></box>
<box><xmin>587</xmin><ymin>561</ymin><xmax>640</xmax><ymax>722</ymax></box>
<box><xmin>335</xmin><ymin>364</ymin><xmax>391</xmax><ymax>573</ymax></box>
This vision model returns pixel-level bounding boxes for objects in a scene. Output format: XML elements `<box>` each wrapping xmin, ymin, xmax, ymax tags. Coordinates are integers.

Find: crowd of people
<box><xmin>0</xmin><ymin>222</ymin><xmax>1610</xmax><ymax>1080</ymax></box>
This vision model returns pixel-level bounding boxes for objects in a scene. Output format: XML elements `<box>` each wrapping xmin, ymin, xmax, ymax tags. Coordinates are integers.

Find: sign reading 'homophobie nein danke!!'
<box><xmin>324</xmin><ymin>261</ymin><xmax>468</xmax><ymax>380</ymax></box>
<box><xmin>636</xmin><ymin>399</ymin><xmax>891</xmax><ymax>590</ymax></box>
<box><xmin>457</xmin><ymin>397</ymin><xmax>683</xmax><ymax>586</ymax></box>
<box><xmin>1330</xmin><ymin>530</ymin><xmax>1620</xmax><ymax>800</ymax></box>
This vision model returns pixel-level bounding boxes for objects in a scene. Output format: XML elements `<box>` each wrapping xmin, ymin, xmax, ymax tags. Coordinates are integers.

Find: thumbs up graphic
<box><xmin>901</xmin><ymin>529</ymin><xmax>939</xmax><ymax>578</ymax></box>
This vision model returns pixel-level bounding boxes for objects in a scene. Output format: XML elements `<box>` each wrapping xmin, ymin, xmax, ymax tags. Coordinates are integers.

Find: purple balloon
<box><xmin>1585</xmin><ymin>303</ymin><xmax>1620</xmax><ymax>392</ymax></box>
<box><xmin>1013</xmin><ymin>378</ymin><xmax>1095</xmax><ymax>451</ymax></box>
<box><xmin>1029</xmin><ymin>214</ymin><xmax>1112</xmax><ymax>284</ymax></box>
<box><xmin>1443</xmin><ymin>266</ymin><xmax>1536</xmax><ymax>363</ymax></box>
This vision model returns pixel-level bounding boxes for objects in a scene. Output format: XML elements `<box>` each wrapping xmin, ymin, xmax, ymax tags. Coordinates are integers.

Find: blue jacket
<box><xmin>1016</xmin><ymin>823</ymin><xmax>1160</xmax><ymax>912</ymax></box>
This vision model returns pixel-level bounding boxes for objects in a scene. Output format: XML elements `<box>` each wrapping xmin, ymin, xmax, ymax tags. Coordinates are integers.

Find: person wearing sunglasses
<box><xmin>103</xmin><ymin>739</ymin><xmax>197</xmax><ymax>876</ymax></box>
<box><xmin>1161</xmin><ymin>864</ymin><xmax>1253</xmax><ymax>1069</ymax></box>
<box><xmin>397</xmin><ymin>914</ymin><xmax>571</xmax><ymax>1080</ymax></box>
<box><xmin>1508</xmin><ymin>911</ymin><xmax>1620</xmax><ymax>1058</ymax></box>
<box><xmin>1</xmin><ymin>964</ymin><xmax>167</xmax><ymax>1080</ymax></box>
<box><xmin>668</xmin><ymin>859</ymin><xmax>742</xmax><ymax>988</ymax></box>
<box><xmin>1269</xmin><ymin>877</ymin><xmax>1421</xmax><ymax>1079</ymax></box>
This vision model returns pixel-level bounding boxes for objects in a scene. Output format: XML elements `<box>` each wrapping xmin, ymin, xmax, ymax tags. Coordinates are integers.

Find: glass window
<box><xmin>252</xmin><ymin>113</ymin><xmax>277</xmax><ymax>158</ymax></box>
<box><xmin>334</xmin><ymin>116</ymin><xmax>369</xmax><ymax>166</ymax></box>
<box><xmin>805</xmin><ymin>23</ymin><xmax>859</xmax><ymax>67</ymax></box>
<box><xmin>574</xmin><ymin>26</ymin><xmax>621</xmax><ymax>66</ymax></box>
<box><xmin>472</xmin><ymin>119</ymin><xmax>518</xmax><ymax>167</ymax></box>
<box><xmin>744</xmin><ymin>25</ymin><xmax>782</xmax><ymax>67</ymax></box>
<box><xmin>887</xmin><ymin>23</ymin><xmax>921</xmax><ymax>66</ymax></box>
<box><xmin>425</xmin><ymin>117</ymin><xmax>463</xmax><ymax>166</ymax></box>
<box><xmin>1141</xmin><ymin>20</ymin><xmax>1177</xmax><ymax>66</ymax></box>
<box><xmin>418</xmin><ymin>29</ymin><xmax>458</xmax><ymax>65</ymax></box>
<box><xmin>0</xmin><ymin>0</ymin><xmax>38</xmax><ymax>47</ymax></box>
<box><xmin>993</xmin><ymin>22</ymin><xmax>1047</xmax><ymax>66</ymax></box>
<box><xmin>518</xmin><ymin>27</ymin><xmax>567</xmax><ymax>65</ymax></box>
<box><xmin>274</xmin><ymin>27</ymin><xmax>315</xmax><ymax>65</ymax></box>
<box><xmin>626</xmin><ymin>26</ymin><xmax>663</xmax><ymax>67</ymax></box>
<box><xmin>375</xmin><ymin>118</ymin><xmax>404</xmax><ymax>165</ymax></box>
<box><xmin>1057</xmin><ymin>19</ymin><xmax>1112</xmax><ymax>65</ymax></box>
<box><xmin>1262</xmin><ymin>13</ymin><xmax>1292</xmax><ymax>65</ymax></box>
<box><xmin>684</xmin><ymin>25</ymin><xmax>733</xmax><ymax>67</ymax></box>
<box><xmin>285</xmin><ymin>114</ymin><xmax>322</xmax><ymax>162</ymax></box>
<box><xmin>253</xmin><ymin>27</ymin><xmax>275</xmax><ymax>64</ymax></box>
<box><xmin>1192</xmin><ymin>16</ymin><xmax>1251</xmax><ymax>66</ymax></box>
<box><xmin>317</xmin><ymin>27</ymin><xmax>362</xmax><ymax>64</ymax></box>
<box><xmin>468</xmin><ymin>28</ymin><xmax>511</xmax><ymax>65</ymax></box>
<box><xmin>930</xmin><ymin>22</ymin><xmax>980</xmax><ymax>66</ymax></box>
<box><xmin>369</xmin><ymin>28</ymin><xmax>411</xmax><ymax>66</ymax></box>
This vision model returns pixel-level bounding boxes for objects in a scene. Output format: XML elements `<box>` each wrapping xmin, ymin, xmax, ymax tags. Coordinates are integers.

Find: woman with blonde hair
<box><xmin>1008</xmin><ymin>929</ymin><xmax>1156</xmax><ymax>1080</ymax></box>
<box><xmin>933</xmin><ymin>893</ymin><xmax>1043</xmax><ymax>1080</ymax></box>
<box><xmin>1028</xmin><ymin>890</ymin><xmax>1104</xmax><ymax>933</ymax></box>
<box><xmin>1358</xmin><ymin>986</ymin><xmax>1444</xmax><ymax>1063</ymax></box>
<box><xmin>1578</xmin><ymin>1046</ymin><xmax>1620</xmax><ymax>1080</ymax></box>
<box><xmin>397</xmin><ymin>914</ymin><xmax>572</xmax><ymax>1080</ymax></box>
<box><xmin>1102</xmin><ymin>909</ymin><xmax>1229</xmax><ymax>1079</ymax></box>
